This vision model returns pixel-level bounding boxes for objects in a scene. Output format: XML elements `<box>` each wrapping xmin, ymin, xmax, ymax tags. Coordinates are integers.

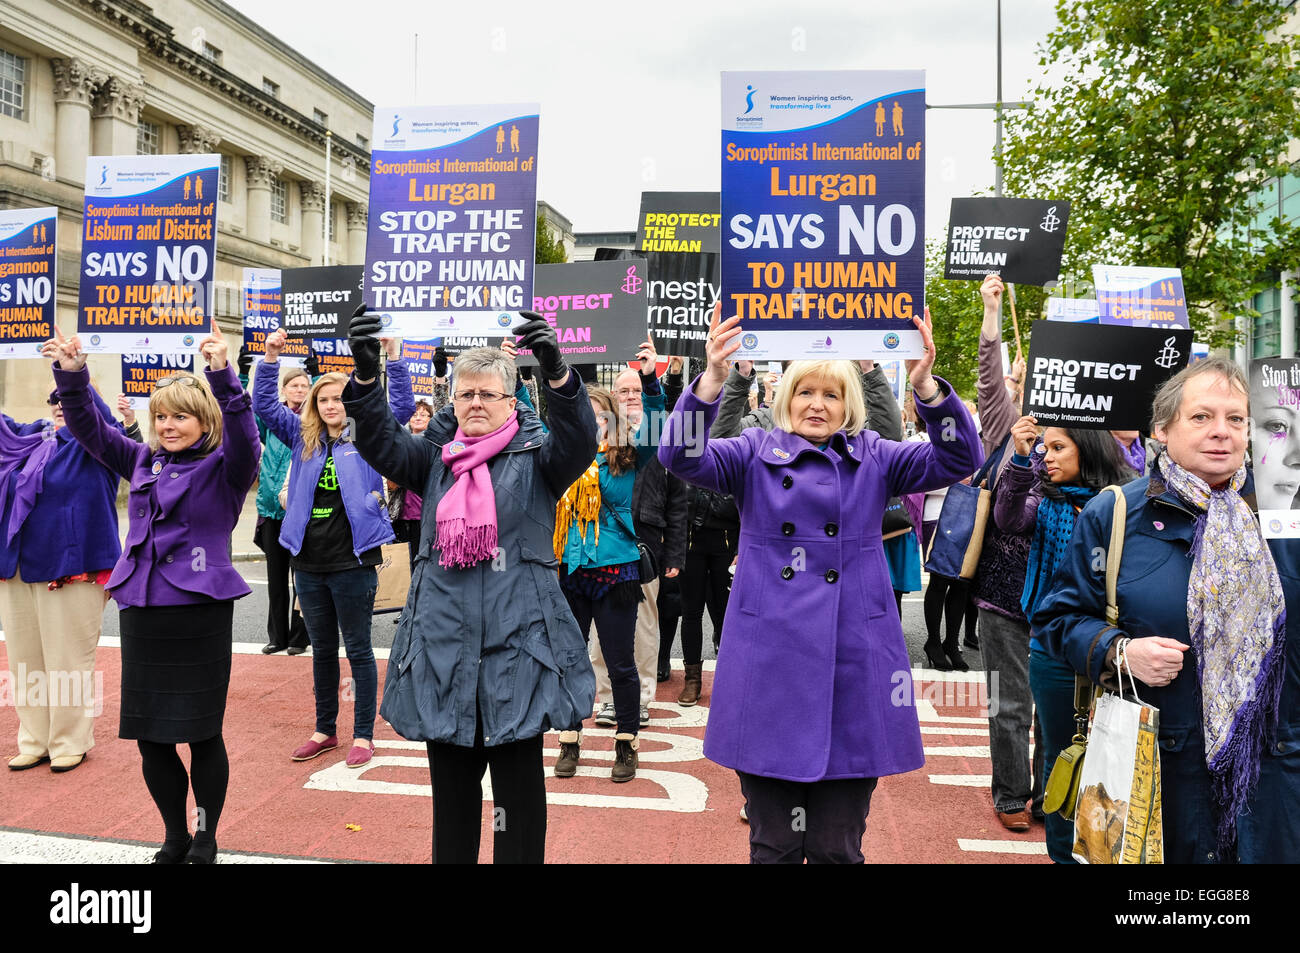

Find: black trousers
<box><xmin>679</xmin><ymin>546</ymin><xmax>733</xmax><ymax>661</ymax></box>
<box><xmin>425</xmin><ymin>726</ymin><xmax>546</xmax><ymax>864</ymax></box>
<box><xmin>262</xmin><ymin>518</ymin><xmax>308</xmax><ymax>648</ymax></box>
<box><xmin>738</xmin><ymin>772</ymin><xmax>879</xmax><ymax>864</ymax></box>
<box><xmin>563</xmin><ymin>588</ymin><xmax>640</xmax><ymax>735</ymax></box>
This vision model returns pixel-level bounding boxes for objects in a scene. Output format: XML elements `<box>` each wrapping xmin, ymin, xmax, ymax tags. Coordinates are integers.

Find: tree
<box><xmin>535</xmin><ymin>217</ymin><xmax>567</xmax><ymax>264</ymax></box>
<box><xmin>925</xmin><ymin>239</ymin><xmax>1047</xmax><ymax>399</ymax></box>
<box><xmin>1002</xmin><ymin>0</ymin><xmax>1300</xmax><ymax>348</ymax></box>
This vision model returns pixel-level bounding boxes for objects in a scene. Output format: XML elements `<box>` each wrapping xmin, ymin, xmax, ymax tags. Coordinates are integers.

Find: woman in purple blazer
<box><xmin>658</xmin><ymin>306</ymin><xmax>981</xmax><ymax>863</ymax></box>
<box><xmin>45</xmin><ymin>324</ymin><xmax>260</xmax><ymax>864</ymax></box>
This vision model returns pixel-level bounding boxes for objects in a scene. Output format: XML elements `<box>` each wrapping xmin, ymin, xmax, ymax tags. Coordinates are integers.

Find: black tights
<box><xmin>924</xmin><ymin>574</ymin><xmax>976</xmax><ymax>648</ymax></box>
<box><xmin>138</xmin><ymin>736</ymin><xmax>228</xmax><ymax>855</ymax></box>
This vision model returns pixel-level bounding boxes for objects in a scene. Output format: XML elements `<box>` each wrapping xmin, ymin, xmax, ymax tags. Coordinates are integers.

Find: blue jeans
<box><xmin>1029</xmin><ymin>647</ymin><xmax>1078</xmax><ymax>864</ymax></box>
<box><xmin>295</xmin><ymin>567</ymin><xmax>378</xmax><ymax>741</ymax></box>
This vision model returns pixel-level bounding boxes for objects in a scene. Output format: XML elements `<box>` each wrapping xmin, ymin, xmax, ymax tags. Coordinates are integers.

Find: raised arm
<box><xmin>51</xmin><ymin>364</ymin><xmax>146</xmax><ymax>480</ymax></box>
<box><xmin>342</xmin><ymin>376</ymin><xmax>437</xmax><ymax>493</ymax></box>
<box><xmin>710</xmin><ymin>363</ymin><xmax>755</xmax><ymax>439</ymax></box>
<box><xmin>877</xmin><ymin>379</ymin><xmax>981</xmax><ymax>497</ymax></box>
<box><xmin>252</xmin><ymin>357</ymin><xmax>302</xmax><ymax>448</ymax></box>
<box><xmin>384</xmin><ymin>339</ymin><xmax>415</xmax><ymax>425</ymax></box>
<box><xmin>634</xmin><ymin>368</ymin><xmax>665</xmax><ymax>470</ymax></box>
<box><xmin>860</xmin><ymin>361</ymin><xmax>903</xmax><ymax>441</ymax></box>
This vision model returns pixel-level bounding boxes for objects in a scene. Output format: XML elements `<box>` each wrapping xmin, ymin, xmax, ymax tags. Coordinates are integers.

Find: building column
<box><xmin>178</xmin><ymin>123</ymin><xmax>222</xmax><ymax>156</ymax></box>
<box><xmin>90</xmin><ymin>76</ymin><xmax>145</xmax><ymax>157</ymax></box>
<box><xmin>51</xmin><ymin>58</ymin><xmax>101</xmax><ymax>185</ymax></box>
<box><xmin>299</xmin><ymin>181</ymin><xmax>325</xmax><ymax>266</ymax></box>
<box><xmin>346</xmin><ymin>201</ymin><xmax>368</xmax><ymax>265</ymax></box>
<box><xmin>244</xmin><ymin>156</ymin><xmax>282</xmax><ymax>245</ymax></box>
<box><xmin>1281</xmin><ymin>270</ymin><xmax>1297</xmax><ymax>359</ymax></box>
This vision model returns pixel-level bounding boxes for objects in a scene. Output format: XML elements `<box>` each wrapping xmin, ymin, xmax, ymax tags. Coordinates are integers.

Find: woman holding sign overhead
<box><xmin>659</xmin><ymin>304</ymin><xmax>981</xmax><ymax>863</ymax></box>
<box><xmin>44</xmin><ymin>322</ymin><xmax>260</xmax><ymax>864</ymax></box>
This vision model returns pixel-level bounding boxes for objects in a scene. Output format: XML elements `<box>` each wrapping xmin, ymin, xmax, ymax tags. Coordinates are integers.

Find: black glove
<box><xmin>518</xmin><ymin>365</ymin><xmax>533</xmax><ymax>380</ymax></box>
<box><xmin>348</xmin><ymin>303</ymin><xmax>383</xmax><ymax>381</ymax></box>
<box><xmin>237</xmin><ymin>344</ymin><xmax>253</xmax><ymax>377</ymax></box>
<box><xmin>512</xmin><ymin>312</ymin><xmax>566</xmax><ymax>382</ymax></box>
<box><xmin>303</xmin><ymin>350</ymin><xmax>321</xmax><ymax>377</ymax></box>
<box><xmin>433</xmin><ymin>346</ymin><xmax>448</xmax><ymax>378</ymax></box>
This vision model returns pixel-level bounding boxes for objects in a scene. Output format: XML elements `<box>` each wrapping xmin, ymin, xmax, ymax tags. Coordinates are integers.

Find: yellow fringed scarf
<box><xmin>554</xmin><ymin>446</ymin><xmax>605</xmax><ymax>563</ymax></box>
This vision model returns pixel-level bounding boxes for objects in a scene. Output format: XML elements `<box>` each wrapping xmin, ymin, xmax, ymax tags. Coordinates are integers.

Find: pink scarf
<box><xmin>434</xmin><ymin>415</ymin><xmax>519</xmax><ymax>568</ymax></box>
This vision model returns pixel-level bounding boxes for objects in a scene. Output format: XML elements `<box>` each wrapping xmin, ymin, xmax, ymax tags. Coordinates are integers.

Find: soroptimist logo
<box><xmin>380</xmin><ymin>313</ymin><xmax>393</xmax><ymax>327</ymax></box>
<box><xmin>90</xmin><ymin>335</ymin><xmax>102</xmax><ymax>346</ymax></box>
<box><xmin>182</xmin><ymin>335</ymin><xmax>195</xmax><ymax>346</ymax></box>
<box><xmin>448</xmin><ymin>440</ymin><xmax>467</xmax><ymax>455</ymax></box>
<box><xmin>741</xmin><ymin>333</ymin><xmax>759</xmax><ymax>350</ymax></box>
<box><xmin>1270</xmin><ymin>519</ymin><xmax>1284</xmax><ymax>534</ymax></box>
<box><xmin>497</xmin><ymin>313</ymin><xmax>512</xmax><ymax>328</ymax></box>
<box><xmin>883</xmin><ymin>333</ymin><xmax>900</xmax><ymax>350</ymax></box>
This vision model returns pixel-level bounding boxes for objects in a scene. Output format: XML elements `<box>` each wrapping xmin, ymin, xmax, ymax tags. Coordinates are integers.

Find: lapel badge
<box><xmin>151</xmin><ymin>461</ymin><xmax>162</xmax><ymax>475</ymax></box>
<box><xmin>772</xmin><ymin>447</ymin><xmax>789</xmax><ymax>459</ymax></box>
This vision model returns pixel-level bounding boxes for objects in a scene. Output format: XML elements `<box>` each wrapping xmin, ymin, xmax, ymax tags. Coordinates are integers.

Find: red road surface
<box><xmin>0</xmin><ymin>641</ymin><xmax>1049</xmax><ymax>863</ymax></box>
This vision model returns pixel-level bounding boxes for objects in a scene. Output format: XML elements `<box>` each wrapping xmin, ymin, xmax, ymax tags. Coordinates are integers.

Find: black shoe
<box><xmin>923</xmin><ymin>641</ymin><xmax>951</xmax><ymax>672</ymax></box>
<box><xmin>656</xmin><ymin>664</ymin><xmax>671</xmax><ymax>683</ymax></box>
<box><xmin>262</xmin><ymin>643</ymin><xmax>287</xmax><ymax>655</ymax></box>
<box><xmin>153</xmin><ymin>834</ymin><xmax>192</xmax><ymax>864</ymax></box>
<box><xmin>964</xmin><ymin>634</ymin><xmax>980</xmax><ymax>650</ymax></box>
<box><xmin>943</xmin><ymin>641</ymin><xmax>970</xmax><ymax>672</ymax></box>
<box><xmin>286</xmin><ymin>645</ymin><xmax>308</xmax><ymax>656</ymax></box>
<box><xmin>185</xmin><ymin>839</ymin><xmax>217</xmax><ymax>864</ymax></box>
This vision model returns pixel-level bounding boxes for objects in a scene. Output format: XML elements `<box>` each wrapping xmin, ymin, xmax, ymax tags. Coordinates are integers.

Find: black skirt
<box><xmin>118</xmin><ymin>601</ymin><xmax>234</xmax><ymax>744</ymax></box>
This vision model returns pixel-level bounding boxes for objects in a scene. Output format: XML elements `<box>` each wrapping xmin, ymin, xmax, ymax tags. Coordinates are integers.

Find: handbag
<box><xmin>1043</xmin><ymin>484</ymin><xmax>1127</xmax><ymax>821</ymax></box>
<box><xmin>923</xmin><ymin>433</ymin><xmax>1009</xmax><ymax>580</ymax></box>
<box><xmin>881</xmin><ymin>496</ymin><xmax>914</xmax><ymax>541</ymax></box>
<box><xmin>600</xmin><ymin>498</ymin><xmax>659</xmax><ymax>582</ymax></box>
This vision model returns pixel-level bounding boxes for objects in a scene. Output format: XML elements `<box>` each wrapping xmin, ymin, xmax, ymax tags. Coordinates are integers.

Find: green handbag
<box><xmin>1042</xmin><ymin>485</ymin><xmax>1126</xmax><ymax>821</ymax></box>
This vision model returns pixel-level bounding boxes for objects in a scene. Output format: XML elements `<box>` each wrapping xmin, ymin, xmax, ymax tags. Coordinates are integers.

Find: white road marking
<box><xmin>922</xmin><ymin>746</ymin><xmax>990</xmax><ymax>757</ymax></box>
<box><xmin>957</xmin><ymin>838</ymin><xmax>1048</xmax><ymax>855</ymax></box>
<box><xmin>928</xmin><ymin>774</ymin><xmax>992</xmax><ymax>786</ymax></box>
<box><xmin>920</xmin><ymin>726</ymin><xmax>988</xmax><ymax>737</ymax></box>
<box><xmin>0</xmin><ymin>830</ymin><xmax>327</xmax><ymax>864</ymax></box>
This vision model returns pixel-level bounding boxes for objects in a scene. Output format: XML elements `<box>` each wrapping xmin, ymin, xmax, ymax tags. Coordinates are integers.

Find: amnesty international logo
<box><xmin>318</xmin><ymin>456</ymin><xmax>339</xmax><ymax>491</ymax></box>
<box><xmin>621</xmin><ymin>266</ymin><xmax>642</xmax><ymax>295</ymax></box>
<box><xmin>1153</xmin><ymin>336</ymin><xmax>1182</xmax><ymax>370</ymax></box>
<box><xmin>1039</xmin><ymin>206</ymin><xmax>1061</xmax><ymax>233</ymax></box>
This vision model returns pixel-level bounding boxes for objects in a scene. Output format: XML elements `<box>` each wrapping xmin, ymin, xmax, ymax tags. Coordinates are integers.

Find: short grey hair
<box><xmin>451</xmin><ymin>346</ymin><xmax>514</xmax><ymax>395</ymax></box>
<box><xmin>1149</xmin><ymin>356</ymin><xmax>1248</xmax><ymax>434</ymax></box>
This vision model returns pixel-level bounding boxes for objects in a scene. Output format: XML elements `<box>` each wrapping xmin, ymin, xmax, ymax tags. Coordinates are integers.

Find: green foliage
<box><xmin>1003</xmin><ymin>0</ymin><xmax>1300</xmax><ymax>348</ymax></box>
<box><xmin>925</xmin><ymin>239</ymin><xmax>1047</xmax><ymax>399</ymax></box>
<box><xmin>535</xmin><ymin>217</ymin><xmax>567</xmax><ymax>264</ymax></box>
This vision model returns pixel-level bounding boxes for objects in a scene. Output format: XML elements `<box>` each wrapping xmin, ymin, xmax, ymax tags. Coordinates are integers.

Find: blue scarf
<box><xmin>1021</xmin><ymin>483</ymin><xmax>1099</xmax><ymax>619</ymax></box>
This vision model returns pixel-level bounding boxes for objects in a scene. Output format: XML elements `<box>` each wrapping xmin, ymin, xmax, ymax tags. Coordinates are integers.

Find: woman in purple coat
<box><xmin>45</xmin><ymin>323</ymin><xmax>260</xmax><ymax>864</ymax></box>
<box><xmin>659</xmin><ymin>305</ymin><xmax>981</xmax><ymax>863</ymax></box>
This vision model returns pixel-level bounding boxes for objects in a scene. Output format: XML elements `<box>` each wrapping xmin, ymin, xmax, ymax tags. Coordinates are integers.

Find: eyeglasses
<box><xmin>613</xmin><ymin>388</ymin><xmax>642</xmax><ymax>399</ymax></box>
<box><xmin>155</xmin><ymin>376</ymin><xmax>201</xmax><ymax>389</ymax></box>
<box><xmin>452</xmin><ymin>390</ymin><xmax>509</xmax><ymax>403</ymax></box>
<box><xmin>46</xmin><ymin>397</ymin><xmax>61</xmax><ymax>406</ymax></box>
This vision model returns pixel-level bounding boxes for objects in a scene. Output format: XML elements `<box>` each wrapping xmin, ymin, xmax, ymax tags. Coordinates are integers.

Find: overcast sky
<box><xmin>225</xmin><ymin>0</ymin><xmax>1060</xmax><ymax>239</ymax></box>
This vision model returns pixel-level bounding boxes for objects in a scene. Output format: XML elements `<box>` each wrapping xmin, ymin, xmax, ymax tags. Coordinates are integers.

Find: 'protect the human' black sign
<box><xmin>944</xmin><ymin>197</ymin><xmax>1070</xmax><ymax>286</ymax></box>
<box><xmin>281</xmin><ymin>265</ymin><xmax>364</xmax><ymax>339</ymax></box>
<box><xmin>1024</xmin><ymin>321</ymin><xmax>1191</xmax><ymax>431</ymax></box>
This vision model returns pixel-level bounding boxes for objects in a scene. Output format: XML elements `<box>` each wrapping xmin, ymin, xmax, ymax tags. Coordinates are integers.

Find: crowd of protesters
<box><xmin>2</xmin><ymin>274</ymin><xmax>1296</xmax><ymax>866</ymax></box>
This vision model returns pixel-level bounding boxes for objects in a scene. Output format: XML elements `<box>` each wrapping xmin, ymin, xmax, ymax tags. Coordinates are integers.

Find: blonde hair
<box><xmin>299</xmin><ymin>372</ymin><xmax>350</xmax><ymax>459</ymax></box>
<box><xmin>588</xmin><ymin>385</ymin><xmax>637</xmax><ymax>475</ymax></box>
<box><xmin>770</xmin><ymin>360</ymin><xmax>867</xmax><ymax>437</ymax></box>
<box><xmin>148</xmin><ymin>372</ymin><xmax>222</xmax><ymax>454</ymax></box>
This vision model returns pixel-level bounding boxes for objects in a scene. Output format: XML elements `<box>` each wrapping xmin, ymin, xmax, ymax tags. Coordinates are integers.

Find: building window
<box><xmin>0</xmin><ymin>48</ymin><xmax>25</xmax><ymax>120</ymax></box>
<box><xmin>137</xmin><ymin>120</ymin><xmax>160</xmax><ymax>155</ymax></box>
<box><xmin>355</xmin><ymin>134</ymin><xmax>368</xmax><ymax>150</ymax></box>
<box><xmin>1252</xmin><ymin>281</ymin><xmax>1283</xmax><ymax>360</ymax></box>
<box><xmin>270</xmin><ymin>178</ymin><xmax>288</xmax><ymax>224</ymax></box>
<box><xmin>262</xmin><ymin>77</ymin><xmax>279</xmax><ymax>99</ymax></box>
<box><xmin>200</xmin><ymin>41</ymin><xmax>222</xmax><ymax>65</ymax></box>
<box><xmin>218</xmin><ymin>154</ymin><xmax>231</xmax><ymax>203</ymax></box>
<box><xmin>313</xmin><ymin>108</ymin><xmax>328</xmax><ymax>127</ymax></box>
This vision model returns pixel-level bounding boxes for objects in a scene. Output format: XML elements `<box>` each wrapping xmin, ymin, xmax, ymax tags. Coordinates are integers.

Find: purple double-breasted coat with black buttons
<box><xmin>659</xmin><ymin>377</ymin><xmax>981</xmax><ymax>782</ymax></box>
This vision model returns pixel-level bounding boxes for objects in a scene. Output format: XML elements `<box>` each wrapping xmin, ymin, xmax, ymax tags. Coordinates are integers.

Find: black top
<box><xmin>292</xmin><ymin>443</ymin><xmax>382</xmax><ymax>573</ymax></box>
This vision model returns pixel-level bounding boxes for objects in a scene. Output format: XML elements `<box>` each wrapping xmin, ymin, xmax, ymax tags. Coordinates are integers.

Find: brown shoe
<box><xmin>611</xmin><ymin>734</ymin><xmax>638</xmax><ymax>782</ymax></box>
<box><xmin>997</xmin><ymin>809</ymin><xmax>1031</xmax><ymax>832</ymax></box>
<box><xmin>678</xmin><ymin>663</ymin><xmax>703</xmax><ymax>707</ymax></box>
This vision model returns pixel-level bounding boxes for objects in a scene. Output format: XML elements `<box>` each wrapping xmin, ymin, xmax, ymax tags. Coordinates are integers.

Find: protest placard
<box><xmin>121</xmin><ymin>352</ymin><xmax>197</xmax><ymax>410</ymax></box>
<box><xmin>515</xmin><ymin>259</ymin><xmax>648</xmax><ymax>367</ymax></box>
<box><xmin>1024</xmin><ymin>321</ymin><xmax>1191</xmax><ymax>430</ymax></box>
<box><xmin>1092</xmin><ymin>265</ymin><xmax>1190</xmax><ymax>329</ymax></box>
<box><xmin>0</xmin><ymin>206</ymin><xmax>57</xmax><ymax>359</ymax></box>
<box><xmin>401</xmin><ymin>339</ymin><xmax>444</xmax><ymax>398</ymax></box>
<box><xmin>281</xmin><ymin>265</ymin><xmax>364</xmax><ymax>339</ymax></box>
<box><xmin>1251</xmin><ymin>357</ymin><xmax>1300</xmax><ymax>536</ymax></box>
<box><xmin>365</xmin><ymin>104</ymin><xmax>538</xmax><ymax>339</ymax></box>
<box><xmin>636</xmin><ymin>192</ymin><xmax>720</xmax><ymax>360</ymax></box>
<box><xmin>242</xmin><ymin>268</ymin><xmax>309</xmax><ymax>367</ymax></box>
<box><xmin>1045</xmin><ymin>298</ymin><xmax>1100</xmax><ymax>323</ymax></box>
<box><xmin>309</xmin><ymin>337</ymin><xmax>355</xmax><ymax>377</ymax></box>
<box><xmin>943</xmin><ymin>197</ymin><xmax>1069</xmax><ymax>285</ymax></box>
<box><xmin>721</xmin><ymin>70</ymin><xmax>925</xmax><ymax>360</ymax></box>
<box><xmin>78</xmin><ymin>154</ymin><xmax>218</xmax><ymax>353</ymax></box>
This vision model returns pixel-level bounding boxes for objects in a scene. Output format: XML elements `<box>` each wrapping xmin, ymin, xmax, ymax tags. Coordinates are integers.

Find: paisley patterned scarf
<box><xmin>1157</xmin><ymin>453</ymin><xmax>1285</xmax><ymax>850</ymax></box>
